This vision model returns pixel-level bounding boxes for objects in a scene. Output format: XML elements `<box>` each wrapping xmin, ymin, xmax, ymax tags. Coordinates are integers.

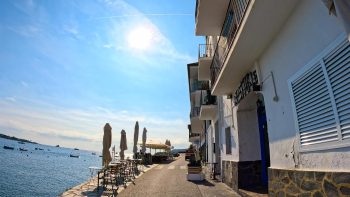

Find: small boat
<box><xmin>3</xmin><ymin>145</ymin><xmax>14</xmax><ymax>150</ymax></box>
<box><xmin>56</xmin><ymin>145</ymin><xmax>60</xmax><ymax>147</ymax></box>
<box><xmin>19</xmin><ymin>148</ymin><xmax>28</xmax><ymax>151</ymax></box>
<box><xmin>39</xmin><ymin>148</ymin><xmax>44</xmax><ymax>150</ymax></box>
<box><xmin>70</xmin><ymin>154</ymin><xmax>79</xmax><ymax>158</ymax></box>
<box><xmin>92</xmin><ymin>152</ymin><xmax>96</xmax><ymax>155</ymax></box>
<box><xmin>74</xmin><ymin>148</ymin><xmax>79</xmax><ymax>150</ymax></box>
<box><xmin>99</xmin><ymin>155</ymin><xmax>103</xmax><ymax>157</ymax></box>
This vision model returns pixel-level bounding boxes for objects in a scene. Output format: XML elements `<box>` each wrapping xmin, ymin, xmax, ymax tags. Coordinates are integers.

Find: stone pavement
<box><xmin>117</xmin><ymin>155</ymin><xmax>239</xmax><ymax>197</ymax></box>
<box><xmin>60</xmin><ymin>164</ymin><xmax>158</xmax><ymax>197</ymax></box>
<box><xmin>60</xmin><ymin>155</ymin><xmax>240</xmax><ymax>197</ymax></box>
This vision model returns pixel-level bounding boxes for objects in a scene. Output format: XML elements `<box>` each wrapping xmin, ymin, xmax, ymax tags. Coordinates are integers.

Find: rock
<box><xmin>304</xmin><ymin>171</ymin><xmax>315</xmax><ymax>180</ymax></box>
<box><xmin>301</xmin><ymin>180</ymin><xmax>321</xmax><ymax>191</ymax></box>
<box><xmin>281</xmin><ymin>176</ymin><xmax>290</xmax><ymax>184</ymax></box>
<box><xmin>323</xmin><ymin>179</ymin><xmax>338</xmax><ymax>196</ymax></box>
<box><xmin>271</xmin><ymin>181</ymin><xmax>285</xmax><ymax>191</ymax></box>
<box><xmin>286</xmin><ymin>183</ymin><xmax>300</xmax><ymax>194</ymax></box>
<box><xmin>333</xmin><ymin>173</ymin><xmax>350</xmax><ymax>184</ymax></box>
<box><xmin>312</xmin><ymin>191</ymin><xmax>324</xmax><ymax>197</ymax></box>
<box><xmin>340</xmin><ymin>185</ymin><xmax>350</xmax><ymax>195</ymax></box>
<box><xmin>315</xmin><ymin>172</ymin><xmax>325</xmax><ymax>182</ymax></box>
<box><xmin>276</xmin><ymin>190</ymin><xmax>285</xmax><ymax>197</ymax></box>
<box><xmin>299</xmin><ymin>192</ymin><xmax>312</xmax><ymax>197</ymax></box>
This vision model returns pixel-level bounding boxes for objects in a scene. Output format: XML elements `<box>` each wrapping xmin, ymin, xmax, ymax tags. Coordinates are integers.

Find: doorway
<box><xmin>236</xmin><ymin>93</ymin><xmax>270</xmax><ymax>193</ymax></box>
<box><xmin>256</xmin><ymin>99</ymin><xmax>270</xmax><ymax>186</ymax></box>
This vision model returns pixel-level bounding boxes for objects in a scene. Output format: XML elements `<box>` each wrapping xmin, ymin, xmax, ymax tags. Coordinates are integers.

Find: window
<box><xmin>225</xmin><ymin>127</ymin><xmax>232</xmax><ymax>154</ymax></box>
<box><xmin>289</xmin><ymin>36</ymin><xmax>350</xmax><ymax>151</ymax></box>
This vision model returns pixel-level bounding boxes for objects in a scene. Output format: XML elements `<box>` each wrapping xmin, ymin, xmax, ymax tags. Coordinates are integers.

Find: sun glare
<box><xmin>127</xmin><ymin>25</ymin><xmax>154</xmax><ymax>50</ymax></box>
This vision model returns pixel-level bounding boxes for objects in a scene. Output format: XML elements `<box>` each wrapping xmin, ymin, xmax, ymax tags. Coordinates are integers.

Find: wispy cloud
<box><xmin>8</xmin><ymin>25</ymin><xmax>41</xmax><ymax>37</ymax></box>
<box><xmin>0</xmin><ymin>97</ymin><xmax>190</xmax><ymax>151</ymax></box>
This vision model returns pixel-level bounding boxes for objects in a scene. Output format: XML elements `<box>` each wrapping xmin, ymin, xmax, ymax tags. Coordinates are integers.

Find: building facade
<box><xmin>188</xmin><ymin>0</ymin><xmax>350</xmax><ymax>196</ymax></box>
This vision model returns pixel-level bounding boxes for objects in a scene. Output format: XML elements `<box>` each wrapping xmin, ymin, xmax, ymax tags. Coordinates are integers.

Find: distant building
<box><xmin>188</xmin><ymin>0</ymin><xmax>350</xmax><ymax>195</ymax></box>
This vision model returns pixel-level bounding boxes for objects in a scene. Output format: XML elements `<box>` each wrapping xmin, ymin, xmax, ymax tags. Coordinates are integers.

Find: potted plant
<box><xmin>187</xmin><ymin>145</ymin><xmax>204</xmax><ymax>181</ymax></box>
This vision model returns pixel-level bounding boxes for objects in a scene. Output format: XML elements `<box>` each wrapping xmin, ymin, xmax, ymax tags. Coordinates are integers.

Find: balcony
<box><xmin>199</xmin><ymin>92</ymin><xmax>218</xmax><ymax>120</ymax></box>
<box><xmin>210</xmin><ymin>0</ymin><xmax>299</xmax><ymax>95</ymax></box>
<box><xmin>195</xmin><ymin>0</ymin><xmax>230</xmax><ymax>36</ymax></box>
<box><xmin>190</xmin><ymin>107</ymin><xmax>204</xmax><ymax>133</ymax></box>
<box><xmin>198</xmin><ymin>44</ymin><xmax>214</xmax><ymax>81</ymax></box>
<box><xmin>188</xmin><ymin>125</ymin><xmax>200</xmax><ymax>142</ymax></box>
<box><xmin>190</xmin><ymin>80</ymin><xmax>209</xmax><ymax>93</ymax></box>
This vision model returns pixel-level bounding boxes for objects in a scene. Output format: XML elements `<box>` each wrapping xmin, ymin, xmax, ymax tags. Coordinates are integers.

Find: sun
<box><xmin>127</xmin><ymin>25</ymin><xmax>154</xmax><ymax>50</ymax></box>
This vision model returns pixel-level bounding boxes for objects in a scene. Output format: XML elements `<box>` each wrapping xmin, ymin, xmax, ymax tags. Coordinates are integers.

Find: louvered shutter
<box><xmin>323</xmin><ymin>40</ymin><xmax>350</xmax><ymax>140</ymax></box>
<box><xmin>291</xmin><ymin>64</ymin><xmax>338</xmax><ymax>146</ymax></box>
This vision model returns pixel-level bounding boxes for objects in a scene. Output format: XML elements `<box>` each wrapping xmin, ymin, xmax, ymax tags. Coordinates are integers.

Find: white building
<box><xmin>189</xmin><ymin>0</ymin><xmax>350</xmax><ymax>196</ymax></box>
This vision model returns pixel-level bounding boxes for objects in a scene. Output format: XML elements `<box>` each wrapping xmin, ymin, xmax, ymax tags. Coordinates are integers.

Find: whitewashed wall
<box><xmin>219</xmin><ymin>96</ymin><xmax>240</xmax><ymax>163</ymax></box>
<box><xmin>258</xmin><ymin>0</ymin><xmax>350</xmax><ymax>170</ymax></box>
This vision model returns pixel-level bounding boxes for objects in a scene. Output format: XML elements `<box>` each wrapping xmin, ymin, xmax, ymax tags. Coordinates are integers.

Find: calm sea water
<box><xmin>0</xmin><ymin>138</ymin><xmax>100</xmax><ymax>197</ymax></box>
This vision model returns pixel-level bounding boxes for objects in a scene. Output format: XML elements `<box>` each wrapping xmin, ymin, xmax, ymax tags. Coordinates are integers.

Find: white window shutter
<box><xmin>291</xmin><ymin>63</ymin><xmax>338</xmax><ymax>146</ymax></box>
<box><xmin>323</xmin><ymin>40</ymin><xmax>350</xmax><ymax>140</ymax></box>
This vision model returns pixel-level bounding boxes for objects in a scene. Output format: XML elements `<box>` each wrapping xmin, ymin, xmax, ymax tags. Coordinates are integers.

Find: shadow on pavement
<box><xmin>152</xmin><ymin>159</ymin><xmax>175</xmax><ymax>164</ymax></box>
<box><xmin>81</xmin><ymin>186</ymin><xmax>103</xmax><ymax>197</ymax></box>
<box><xmin>188</xmin><ymin>180</ymin><xmax>215</xmax><ymax>187</ymax></box>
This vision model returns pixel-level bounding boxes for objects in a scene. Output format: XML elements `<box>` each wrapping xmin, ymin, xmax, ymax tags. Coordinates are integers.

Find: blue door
<box><xmin>257</xmin><ymin>100</ymin><xmax>270</xmax><ymax>186</ymax></box>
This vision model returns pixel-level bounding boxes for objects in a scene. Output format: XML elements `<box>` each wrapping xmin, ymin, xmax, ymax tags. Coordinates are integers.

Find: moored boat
<box><xmin>19</xmin><ymin>148</ymin><xmax>28</xmax><ymax>151</ymax></box>
<box><xmin>3</xmin><ymin>145</ymin><xmax>14</xmax><ymax>150</ymax></box>
<box><xmin>70</xmin><ymin>154</ymin><xmax>79</xmax><ymax>158</ymax></box>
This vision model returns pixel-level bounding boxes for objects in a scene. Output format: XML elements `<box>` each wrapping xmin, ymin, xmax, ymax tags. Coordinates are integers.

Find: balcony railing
<box><xmin>189</xmin><ymin>127</ymin><xmax>200</xmax><ymax>139</ymax></box>
<box><xmin>204</xmin><ymin>94</ymin><xmax>217</xmax><ymax>105</ymax></box>
<box><xmin>191</xmin><ymin>80</ymin><xmax>210</xmax><ymax>92</ymax></box>
<box><xmin>198</xmin><ymin>44</ymin><xmax>214</xmax><ymax>59</ymax></box>
<box><xmin>210</xmin><ymin>0</ymin><xmax>250</xmax><ymax>87</ymax></box>
<box><xmin>190</xmin><ymin>106</ymin><xmax>201</xmax><ymax>118</ymax></box>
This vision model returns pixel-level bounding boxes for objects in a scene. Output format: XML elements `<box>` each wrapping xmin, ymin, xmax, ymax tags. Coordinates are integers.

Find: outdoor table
<box><xmin>129</xmin><ymin>159</ymin><xmax>140</xmax><ymax>174</ymax></box>
<box><xmin>88</xmin><ymin>166</ymin><xmax>102</xmax><ymax>190</ymax></box>
<box><xmin>132</xmin><ymin>158</ymin><xmax>143</xmax><ymax>172</ymax></box>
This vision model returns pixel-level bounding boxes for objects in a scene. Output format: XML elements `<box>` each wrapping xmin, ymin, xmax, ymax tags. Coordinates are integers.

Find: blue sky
<box><xmin>0</xmin><ymin>0</ymin><xmax>203</xmax><ymax>152</ymax></box>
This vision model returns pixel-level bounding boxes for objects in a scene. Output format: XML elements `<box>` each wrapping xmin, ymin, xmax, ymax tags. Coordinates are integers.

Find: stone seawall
<box><xmin>269</xmin><ymin>168</ymin><xmax>350</xmax><ymax>196</ymax></box>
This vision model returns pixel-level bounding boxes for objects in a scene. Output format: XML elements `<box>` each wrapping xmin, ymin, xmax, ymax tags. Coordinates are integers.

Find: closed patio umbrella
<box><xmin>133</xmin><ymin>121</ymin><xmax>139</xmax><ymax>157</ymax></box>
<box><xmin>142</xmin><ymin>128</ymin><xmax>147</xmax><ymax>154</ymax></box>
<box><xmin>120</xmin><ymin>130</ymin><xmax>127</xmax><ymax>160</ymax></box>
<box><xmin>168</xmin><ymin>140</ymin><xmax>171</xmax><ymax>147</ymax></box>
<box><xmin>102</xmin><ymin>123</ymin><xmax>112</xmax><ymax>167</ymax></box>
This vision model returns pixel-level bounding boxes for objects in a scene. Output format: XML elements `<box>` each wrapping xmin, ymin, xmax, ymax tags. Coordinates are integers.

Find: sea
<box><xmin>0</xmin><ymin>138</ymin><xmax>101</xmax><ymax>197</ymax></box>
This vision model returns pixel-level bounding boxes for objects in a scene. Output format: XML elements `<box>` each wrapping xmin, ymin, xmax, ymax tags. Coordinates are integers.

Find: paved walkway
<box><xmin>61</xmin><ymin>155</ymin><xmax>240</xmax><ymax>197</ymax></box>
<box><xmin>60</xmin><ymin>164</ymin><xmax>158</xmax><ymax>197</ymax></box>
<box><xmin>118</xmin><ymin>155</ymin><xmax>239</xmax><ymax>197</ymax></box>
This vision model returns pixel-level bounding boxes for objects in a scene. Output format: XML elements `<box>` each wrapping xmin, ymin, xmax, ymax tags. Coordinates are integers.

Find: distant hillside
<box><xmin>0</xmin><ymin>133</ymin><xmax>38</xmax><ymax>144</ymax></box>
<box><xmin>171</xmin><ymin>148</ymin><xmax>187</xmax><ymax>154</ymax></box>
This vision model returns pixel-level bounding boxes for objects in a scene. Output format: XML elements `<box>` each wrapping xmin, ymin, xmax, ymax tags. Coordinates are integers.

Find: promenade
<box><xmin>61</xmin><ymin>154</ymin><xmax>240</xmax><ymax>197</ymax></box>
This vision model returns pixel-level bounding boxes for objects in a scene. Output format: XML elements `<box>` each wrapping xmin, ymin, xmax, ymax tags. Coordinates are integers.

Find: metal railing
<box><xmin>190</xmin><ymin>106</ymin><xmax>201</xmax><ymax>118</ymax></box>
<box><xmin>210</xmin><ymin>0</ymin><xmax>251</xmax><ymax>87</ymax></box>
<box><xmin>189</xmin><ymin>132</ymin><xmax>200</xmax><ymax>139</ymax></box>
<box><xmin>198</xmin><ymin>44</ymin><xmax>214</xmax><ymax>59</ymax></box>
<box><xmin>191</xmin><ymin>80</ymin><xmax>209</xmax><ymax>92</ymax></box>
<box><xmin>203</xmin><ymin>94</ymin><xmax>217</xmax><ymax>105</ymax></box>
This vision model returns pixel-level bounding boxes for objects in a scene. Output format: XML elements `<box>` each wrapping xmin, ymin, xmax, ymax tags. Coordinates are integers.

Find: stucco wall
<box><xmin>207</xmin><ymin>124</ymin><xmax>214</xmax><ymax>164</ymax></box>
<box><xmin>219</xmin><ymin>96</ymin><xmax>240</xmax><ymax>163</ymax></box>
<box><xmin>258</xmin><ymin>0</ymin><xmax>349</xmax><ymax>170</ymax></box>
